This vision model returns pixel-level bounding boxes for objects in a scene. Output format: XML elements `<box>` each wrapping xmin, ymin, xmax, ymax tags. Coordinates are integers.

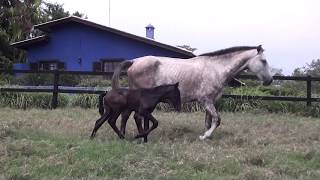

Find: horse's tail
<box><xmin>98</xmin><ymin>92</ymin><xmax>107</xmax><ymax>116</ymax></box>
<box><xmin>111</xmin><ymin>60</ymin><xmax>134</xmax><ymax>89</ymax></box>
<box><xmin>98</xmin><ymin>92</ymin><xmax>113</xmax><ymax>120</ymax></box>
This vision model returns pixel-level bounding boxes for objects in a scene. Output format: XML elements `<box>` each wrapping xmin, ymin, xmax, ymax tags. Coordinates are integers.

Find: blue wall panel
<box><xmin>23</xmin><ymin>22</ymin><xmax>190</xmax><ymax>71</ymax></box>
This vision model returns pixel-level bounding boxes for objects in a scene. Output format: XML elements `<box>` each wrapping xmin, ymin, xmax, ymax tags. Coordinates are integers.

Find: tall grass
<box><xmin>69</xmin><ymin>94</ymin><xmax>99</xmax><ymax>108</ymax></box>
<box><xmin>1</xmin><ymin>109</ymin><xmax>320</xmax><ymax>179</ymax></box>
<box><xmin>0</xmin><ymin>92</ymin><xmax>68</xmax><ymax>109</ymax></box>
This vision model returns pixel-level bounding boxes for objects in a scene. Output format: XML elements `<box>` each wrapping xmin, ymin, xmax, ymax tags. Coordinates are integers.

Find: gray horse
<box><xmin>112</xmin><ymin>45</ymin><xmax>273</xmax><ymax>140</ymax></box>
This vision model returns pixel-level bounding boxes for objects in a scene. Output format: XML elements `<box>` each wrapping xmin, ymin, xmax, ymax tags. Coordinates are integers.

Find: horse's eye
<box><xmin>261</xmin><ymin>59</ymin><xmax>267</xmax><ymax>65</ymax></box>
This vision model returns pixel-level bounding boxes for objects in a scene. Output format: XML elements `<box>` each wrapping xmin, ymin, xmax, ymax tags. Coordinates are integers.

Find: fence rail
<box><xmin>1</xmin><ymin>70</ymin><xmax>320</xmax><ymax>109</ymax></box>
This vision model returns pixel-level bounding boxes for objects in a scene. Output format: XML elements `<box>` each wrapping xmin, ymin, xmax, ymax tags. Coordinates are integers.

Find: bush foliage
<box><xmin>2</xmin><ymin>91</ymin><xmax>319</xmax><ymax>117</ymax></box>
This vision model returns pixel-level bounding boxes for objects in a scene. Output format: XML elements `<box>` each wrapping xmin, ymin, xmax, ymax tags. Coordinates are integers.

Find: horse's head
<box><xmin>246</xmin><ymin>45</ymin><xmax>273</xmax><ymax>86</ymax></box>
<box><xmin>162</xmin><ymin>82</ymin><xmax>181</xmax><ymax>112</ymax></box>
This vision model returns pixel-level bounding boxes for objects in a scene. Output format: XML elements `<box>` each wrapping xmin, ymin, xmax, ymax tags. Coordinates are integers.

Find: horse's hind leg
<box><xmin>205</xmin><ymin>110</ymin><xmax>212</xmax><ymax>130</ymax></box>
<box><xmin>90</xmin><ymin>111</ymin><xmax>112</xmax><ymax>139</ymax></box>
<box><xmin>206</xmin><ymin>111</ymin><xmax>221</xmax><ymax>129</ymax></box>
<box><xmin>108</xmin><ymin>111</ymin><xmax>125</xmax><ymax>139</ymax></box>
<box><xmin>199</xmin><ymin>102</ymin><xmax>220</xmax><ymax>140</ymax></box>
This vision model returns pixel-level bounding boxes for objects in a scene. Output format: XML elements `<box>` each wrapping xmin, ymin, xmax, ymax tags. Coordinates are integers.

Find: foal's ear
<box><xmin>174</xmin><ymin>82</ymin><xmax>179</xmax><ymax>87</ymax></box>
<box><xmin>257</xmin><ymin>45</ymin><xmax>264</xmax><ymax>54</ymax></box>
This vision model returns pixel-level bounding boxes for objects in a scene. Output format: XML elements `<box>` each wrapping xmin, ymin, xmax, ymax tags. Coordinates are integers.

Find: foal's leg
<box><xmin>90</xmin><ymin>111</ymin><xmax>112</xmax><ymax>139</ymax></box>
<box><xmin>120</xmin><ymin>110</ymin><xmax>132</xmax><ymax>136</ymax></box>
<box><xmin>108</xmin><ymin>111</ymin><xmax>125</xmax><ymax>139</ymax></box>
<box><xmin>135</xmin><ymin>114</ymin><xmax>159</xmax><ymax>142</ymax></box>
<box><xmin>199</xmin><ymin>101</ymin><xmax>220</xmax><ymax>140</ymax></box>
<box><xmin>134</xmin><ymin>112</ymin><xmax>144</xmax><ymax>135</ymax></box>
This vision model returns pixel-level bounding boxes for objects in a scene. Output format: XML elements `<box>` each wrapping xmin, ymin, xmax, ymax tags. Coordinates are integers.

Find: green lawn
<box><xmin>0</xmin><ymin>108</ymin><xmax>319</xmax><ymax>179</ymax></box>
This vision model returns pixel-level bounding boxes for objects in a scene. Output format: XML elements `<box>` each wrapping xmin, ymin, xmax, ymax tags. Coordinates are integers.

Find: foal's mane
<box><xmin>199</xmin><ymin>46</ymin><xmax>259</xmax><ymax>57</ymax></box>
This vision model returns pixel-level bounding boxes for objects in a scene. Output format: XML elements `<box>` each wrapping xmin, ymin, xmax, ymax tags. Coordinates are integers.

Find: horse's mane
<box><xmin>199</xmin><ymin>46</ymin><xmax>259</xmax><ymax>57</ymax></box>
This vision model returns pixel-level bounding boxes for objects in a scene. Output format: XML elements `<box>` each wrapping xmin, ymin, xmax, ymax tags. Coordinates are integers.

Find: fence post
<box><xmin>51</xmin><ymin>71</ymin><xmax>60</xmax><ymax>109</ymax></box>
<box><xmin>306</xmin><ymin>75</ymin><xmax>312</xmax><ymax>107</ymax></box>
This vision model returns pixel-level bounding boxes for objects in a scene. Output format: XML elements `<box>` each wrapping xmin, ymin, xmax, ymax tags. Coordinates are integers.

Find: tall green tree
<box><xmin>0</xmin><ymin>0</ymin><xmax>85</xmax><ymax>69</ymax></box>
<box><xmin>176</xmin><ymin>45</ymin><xmax>197</xmax><ymax>52</ymax></box>
<box><xmin>1</xmin><ymin>0</ymin><xmax>42</xmax><ymax>67</ymax></box>
<box><xmin>285</xmin><ymin>59</ymin><xmax>320</xmax><ymax>95</ymax></box>
<box><xmin>292</xmin><ymin>59</ymin><xmax>320</xmax><ymax>77</ymax></box>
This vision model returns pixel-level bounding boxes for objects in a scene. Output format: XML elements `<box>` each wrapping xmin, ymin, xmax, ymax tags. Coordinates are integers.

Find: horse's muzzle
<box><xmin>263</xmin><ymin>78</ymin><xmax>273</xmax><ymax>86</ymax></box>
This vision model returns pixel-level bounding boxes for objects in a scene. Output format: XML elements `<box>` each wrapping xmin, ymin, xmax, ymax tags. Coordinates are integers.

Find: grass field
<box><xmin>0</xmin><ymin>108</ymin><xmax>320</xmax><ymax>179</ymax></box>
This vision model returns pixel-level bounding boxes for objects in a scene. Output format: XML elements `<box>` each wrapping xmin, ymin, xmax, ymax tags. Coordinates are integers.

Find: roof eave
<box><xmin>11</xmin><ymin>35</ymin><xmax>48</xmax><ymax>49</ymax></box>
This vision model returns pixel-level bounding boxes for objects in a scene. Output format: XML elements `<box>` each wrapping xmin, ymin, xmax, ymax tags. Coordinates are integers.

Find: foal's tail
<box><xmin>111</xmin><ymin>60</ymin><xmax>134</xmax><ymax>89</ymax></box>
<box><xmin>98</xmin><ymin>92</ymin><xmax>107</xmax><ymax>116</ymax></box>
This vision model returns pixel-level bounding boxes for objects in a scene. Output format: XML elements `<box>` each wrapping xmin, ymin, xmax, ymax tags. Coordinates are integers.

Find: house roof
<box><xmin>11</xmin><ymin>16</ymin><xmax>195</xmax><ymax>57</ymax></box>
<box><xmin>11</xmin><ymin>35</ymin><xmax>48</xmax><ymax>49</ymax></box>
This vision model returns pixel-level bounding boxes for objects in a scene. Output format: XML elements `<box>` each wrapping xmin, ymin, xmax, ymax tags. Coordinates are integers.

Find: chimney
<box><xmin>145</xmin><ymin>24</ymin><xmax>155</xmax><ymax>39</ymax></box>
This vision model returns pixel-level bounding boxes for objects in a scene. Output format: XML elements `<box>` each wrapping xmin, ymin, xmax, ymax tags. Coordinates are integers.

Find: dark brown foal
<box><xmin>90</xmin><ymin>83</ymin><xmax>181</xmax><ymax>142</ymax></box>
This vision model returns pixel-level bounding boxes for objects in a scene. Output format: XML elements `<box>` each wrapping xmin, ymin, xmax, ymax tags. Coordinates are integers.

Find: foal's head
<box><xmin>157</xmin><ymin>83</ymin><xmax>181</xmax><ymax>112</ymax></box>
<box><xmin>246</xmin><ymin>45</ymin><xmax>273</xmax><ymax>85</ymax></box>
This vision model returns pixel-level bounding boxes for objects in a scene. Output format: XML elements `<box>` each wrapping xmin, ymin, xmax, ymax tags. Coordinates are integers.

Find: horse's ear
<box><xmin>257</xmin><ymin>45</ymin><xmax>264</xmax><ymax>54</ymax></box>
<box><xmin>174</xmin><ymin>82</ymin><xmax>179</xmax><ymax>87</ymax></box>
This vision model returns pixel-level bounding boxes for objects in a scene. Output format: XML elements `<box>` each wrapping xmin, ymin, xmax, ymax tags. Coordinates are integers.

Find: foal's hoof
<box><xmin>134</xmin><ymin>134</ymin><xmax>145</xmax><ymax>139</ymax></box>
<box><xmin>118</xmin><ymin>134</ymin><xmax>125</xmax><ymax>139</ymax></box>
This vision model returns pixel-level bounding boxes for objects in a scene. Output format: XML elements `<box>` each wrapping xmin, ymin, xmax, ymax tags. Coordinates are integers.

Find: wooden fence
<box><xmin>1</xmin><ymin>70</ymin><xmax>320</xmax><ymax>109</ymax></box>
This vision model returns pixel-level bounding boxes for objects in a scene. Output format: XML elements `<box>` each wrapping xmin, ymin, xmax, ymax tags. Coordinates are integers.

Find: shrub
<box><xmin>77</xmin><ymin>76</ymin><xmax>111</xmax><ymax>87</ymax></box>
<box><xmin>59</xmin><ymin>74</ymin><xmax>81</xmax><ymax>86</ymax></box>
<box><xmin>69</xmin><ymin>94</ymin><xmax>99</xmax><ymax>108</ymax></box>
<box><xmin>0</xmin><ymin>92</ymin><xmax>68</xmax><ymax>109</ymax></box>
<box><xmin>13</xmin><ymin>73</ymin><xmax>54</xmax><ymax>86</ymax></box>
<box><xmin>0</xmin><ymin>73</ymin><xmax>14</xmax><ymax>85</ymax></box>
<box><xmin>304</xmin><ymin>103</ymin><xmax>320</xmax><ymax>117</ymax></box>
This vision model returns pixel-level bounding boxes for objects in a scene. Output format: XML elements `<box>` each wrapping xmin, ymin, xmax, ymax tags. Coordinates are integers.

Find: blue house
<box><xmin>11</xmin><ymin>16</ymin><xmax>195</xmax><ymax>72</ymax></box>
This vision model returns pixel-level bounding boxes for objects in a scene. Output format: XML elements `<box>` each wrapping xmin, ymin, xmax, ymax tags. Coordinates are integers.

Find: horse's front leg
<box><xmin>120</xmin><ymin>110</ymin><xmax>132</xmax><ymax>136</ymax></box>
<box><xmin>199</xmin><ymin>102</ymin><xmax>220</xmax><ymax>140</ymax></box>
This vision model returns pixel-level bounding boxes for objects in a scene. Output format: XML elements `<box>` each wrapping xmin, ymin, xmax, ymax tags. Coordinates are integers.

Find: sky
<box><xmin>48</xmin><ymin>0</ymin><xmax>320</xmax><ymax>75</ymax></box>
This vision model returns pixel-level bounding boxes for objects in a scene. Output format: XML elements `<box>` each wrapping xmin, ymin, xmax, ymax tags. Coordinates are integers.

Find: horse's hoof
<box><xmin>199</xmin><ymin>135</ymin><xmax>206</xmax><ymax>140</ymax></box>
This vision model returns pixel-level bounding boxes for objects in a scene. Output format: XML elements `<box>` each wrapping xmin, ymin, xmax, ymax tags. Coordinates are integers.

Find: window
<box><xmin>40</xmin><ymin>62</ymin><xmax>57</xmax><ymax>71</ymax></box>
<box><xmin>103</xmin><ymin>61</ymin><xmax>121</xmax><ymax>72</ymax></box>
<box><xmin>32</xmin><ymin>60</ymin><xmax>64</xmax><ymax>71</ymax></box>
<box><xmin>92</xmin><ymin>59</ymin><xmax>124</xmax><ymax>72</ymax></box>
<box><xmin>101</xmin><ymin>59</ymin><xmax>124</xmax><ymax>72</ymax></box>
